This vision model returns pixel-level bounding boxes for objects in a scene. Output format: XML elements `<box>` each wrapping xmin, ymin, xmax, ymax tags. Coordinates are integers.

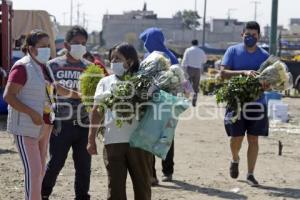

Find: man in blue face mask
<box><xmin>219</xmin><ymin>21</ymin><xmax>269</xmax><ymax>187</ymax></box>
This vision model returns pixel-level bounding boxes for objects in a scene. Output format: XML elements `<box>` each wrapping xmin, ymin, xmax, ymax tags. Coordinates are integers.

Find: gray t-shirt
<box><xmin>47</xmin><ymin>56</ymin><xmax>90</xmax><ymax>121</ymax></box>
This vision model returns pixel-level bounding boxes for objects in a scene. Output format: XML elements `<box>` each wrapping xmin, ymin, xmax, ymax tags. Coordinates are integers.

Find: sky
<box><xmin>11</xmin><ymin>0</ymin><xmax>300</xmax><ymax>33</ymax></box>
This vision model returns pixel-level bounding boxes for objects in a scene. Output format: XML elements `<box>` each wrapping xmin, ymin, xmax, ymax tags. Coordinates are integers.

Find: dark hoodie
<box><xmin>139</xmin><ymin>27</ymin><xmax>179</xmax><ymax>65</ymax></box>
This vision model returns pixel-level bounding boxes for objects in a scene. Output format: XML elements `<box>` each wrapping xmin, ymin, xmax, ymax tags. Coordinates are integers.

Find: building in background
<box><xmin>289</xmin><ymin>18</ymin><xmax>300</xmax><ymax>34</ymax></box>
<box><xmin>101</xmin><ymin>6</ymin><xmax>246</xmax><ymax>53</ymax></box>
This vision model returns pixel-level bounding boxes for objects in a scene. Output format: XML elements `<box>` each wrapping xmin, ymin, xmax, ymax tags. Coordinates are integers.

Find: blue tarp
<box><xmin>129</xmin><ymin>90</ymin><xmax>190</xmax><ymax>159</ymax></box>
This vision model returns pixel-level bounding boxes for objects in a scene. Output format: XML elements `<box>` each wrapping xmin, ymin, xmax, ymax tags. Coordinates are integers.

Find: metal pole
<box><xmin>202</xmin><ymin>0</ymin><xmax>207</xmax><ymax>47</ymax></box>
<box><xmin>227</xmin><ymin>8</ymin><xmax>236</xmax><ymax>21</ymax></box>
<box><xmin>269</xmin><ymin>0</ymin><xmax>278</xmax><ymax>55</ymax></box>
<box><xmin>70</xmin><ymin>0</ymin><xmax>73</xmax><ymax>26</ymax></box>
<box><xmin>251</xmin><ymin>1</ymin><xmax>260</xmax><ymax>21</ymax></box>
<box><xmin>63</xmin><ymin>12</ymin><xmax>68</xmax><ymax>25</ymax></box>
<box><xmin>77</xmin><ymin>3</ymin><xmax>81</xmax><ymax>25</ymax></box>
<box><xmin>193</xmin><ymin>0</ymin><xmax>197</xmax><ymax>39</ymax></box>
<box><xmin>254</xmin><ymin>2</ymin><xmax>257</xmax><ymax>21</ymax></box>
<box><xmin>278</xmin><ymin>30</ymin><xmax>282</xmax><ymax>57</ymax></box>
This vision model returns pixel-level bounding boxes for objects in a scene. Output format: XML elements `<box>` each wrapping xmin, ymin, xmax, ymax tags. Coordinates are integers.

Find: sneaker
<box><xmin>151</xmin><ymin>177</ymin><xmax>159</xmax><ymax>186</ymax></box>
<box><xmin>229</xmin><ymin>161</ymin><xmax>239</xmax><ymax>179</ymax></box>
<box><xmin>247</xmin><ymin>175</ymin><xmax>259</xmax><ymax>187</ymax></box>
<box><xmin>161</xmin><ymin>174</ymin><xmax>173</xmax><ymax>182</ymax></box>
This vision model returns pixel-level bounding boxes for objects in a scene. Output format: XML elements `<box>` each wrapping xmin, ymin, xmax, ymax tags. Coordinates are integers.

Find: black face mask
<box><xmin>244</xmin><ymin>35</ymin><xmax>257</xmax><ymax>48</ymax></box>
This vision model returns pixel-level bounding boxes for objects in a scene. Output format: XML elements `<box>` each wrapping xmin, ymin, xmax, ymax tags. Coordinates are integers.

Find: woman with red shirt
<box><xmin>4</xmin><ymin>30</ymin><xmax>80</xmax><ymax>200</ymax></box>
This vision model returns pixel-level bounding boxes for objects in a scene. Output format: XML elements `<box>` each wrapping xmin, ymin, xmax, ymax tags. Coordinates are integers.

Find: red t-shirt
<box><xmin>7</xmin><ymin>64</ymin><xmax>52</xmax><ymax>125</ymax></box>
<box><xmin>7</xmin><ymin>65</ymin><xmax>27</xmax><ymax>85</ymax></box>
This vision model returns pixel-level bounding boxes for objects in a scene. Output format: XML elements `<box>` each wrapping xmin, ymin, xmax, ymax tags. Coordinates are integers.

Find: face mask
<box><xmin>244</xmin><ymin>35</ymin><xmax>257</xmax><ymax>48</ymax></box>
<box><xmin>69</xmin><ymin>44</ymin><xmax>86</xmax><ymax>60</ymax></box>
<box><xmin>111</xmin><ymin>62</ymin><xmax>127</xmax><ymax>76</ymax></box>
<box><xmin>35</xmin><ymin>47</ymin><xmax>51</xmax><ymax>64</ymax></box>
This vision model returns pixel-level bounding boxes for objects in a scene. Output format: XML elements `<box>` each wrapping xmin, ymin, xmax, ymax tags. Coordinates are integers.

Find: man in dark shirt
<box><xmin>42</xmin><ymin>26</ymin><xmax>91</xmax><ymax>200</ymax></box>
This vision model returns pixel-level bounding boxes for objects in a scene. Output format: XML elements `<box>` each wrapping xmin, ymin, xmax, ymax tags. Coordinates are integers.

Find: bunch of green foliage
<box><xmin>102</xmin><ymin>74</ymin><xmax>153</xmax><ymax>128</ymax></box>
<box><xmin>79</xmin><ymin>64</ymin><xmax>105</xmax><ymax>112</ymax></box>
<box><xmin>200</xmin><ymin>78</ymin><xmax>223</xmax><ymax>95</ymax></box>
<box><xmin>215</xmin><ymin>76</ymin><xmax>264</xmax><ymax>111</ymax></box>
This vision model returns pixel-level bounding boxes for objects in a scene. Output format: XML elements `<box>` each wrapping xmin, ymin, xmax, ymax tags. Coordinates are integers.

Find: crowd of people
<box><xmin>4</xmin><ymin>21</ymin><xmax>270</xmax><ymax>200</ymax></box>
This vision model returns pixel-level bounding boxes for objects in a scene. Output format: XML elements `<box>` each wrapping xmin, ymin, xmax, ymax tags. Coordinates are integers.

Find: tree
<box><xmin>124</xmin><ymin>32</ymin><xmax>138</xmax><ymax>45</ymax></box>
<box><xmin>174</xmin><ymin>10</ymin><xmax>201</xmax><ymax>30</ymax></box>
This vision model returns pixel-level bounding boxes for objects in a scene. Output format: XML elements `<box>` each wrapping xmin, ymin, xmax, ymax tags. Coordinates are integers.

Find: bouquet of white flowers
<box><xmin>258</xmin><ymin>60</ymin><xmax>293</xmax><ymax>91</ymax></box>
<box><xmin>138</xmin><ymin>51</ymin><xmax>171</xmax><ymax>76</ymax></box>
<box><xmin>100</xmin><ymin>51</ymin><xmax>188</xmax><ymax>127</ymax></box>
<box><xmin>138</xmin><ymin>51</ymin><xmax>186</xmax><ymax>94</ymax></box>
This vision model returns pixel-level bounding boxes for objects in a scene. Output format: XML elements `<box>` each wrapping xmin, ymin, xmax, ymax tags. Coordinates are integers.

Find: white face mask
<box><xmin>36</xmin><ymin>47</ymin><xmax>51</xmax><ymax>64</ymax></box>
<box><xmin>111</xmin><ymin>62</ymin><xmax>127</xmax><ymax>76</ymax></box>
<box><xmin>69</xmin><ymin>44</ymin><xmax>86</xmax><ymax>60</ymax></box>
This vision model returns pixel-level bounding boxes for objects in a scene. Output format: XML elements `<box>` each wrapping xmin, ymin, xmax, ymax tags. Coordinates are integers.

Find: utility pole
<box><xmin>251</xmin><ymin>1</ymin><xmax>260</xmax><ymax>21</ymax></box>
<box><xmin>83</xmin><ymin>12</ymin><xmax>86</xmax><ymax>28</ymax></box>
<box><xmin>77</xmin><ymin>2</ymin><xmax>82</xmax><ymax>25</ymax></box>
<box><xmin>62</xmin><ymin>12</ymin><xmax>68</xmax><ymax>25</ymax></box>
<box><xmin>227</xmin><ymin>8</ymin><xmax>236</xmax><ymax>21</ymax></box>
<box><xmin>269</xmin><ymin>0</ymin><xmax>278</xmax><ymax>55</ymax></box>
<box><xmin>193</xmin><ymin>0</ymin><xmax>197</xmax><ymax>39</ymax></box>
<box><xmin>70</xmin><ymin>0</ymin><xmax>73</xmax><ymax>25</ymax></box>
<box><xmin>202</xmin><ymin>0</ymin><xmax>207</xmax><ymax>47</ymax></box>
<box><xmin>86</xmin><ymin>21</ymin><xmax>89</xmax><ymax>32</ymax></box>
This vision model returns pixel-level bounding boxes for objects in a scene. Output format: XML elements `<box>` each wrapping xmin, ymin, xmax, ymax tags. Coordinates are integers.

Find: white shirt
<box><xmin>181</xmin><ymin>46</ymin><xmax>207</xmax><ymax>69</ymax></box>
<box><xmin>94</xmin><ymin>75</ymin><xmax>138</xmax><ymax>145</ymax></box>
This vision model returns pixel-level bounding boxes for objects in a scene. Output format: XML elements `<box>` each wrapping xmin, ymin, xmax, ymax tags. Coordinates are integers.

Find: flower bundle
<box><xmin>138</xmin><ymin>51</ymin><xmax>186</xmax><ymax>94</ymax></box>
<box><xmin>101</xmin><ymin>74</ymin><xmax>153</xmax><ymax>127</ymax></box>
<box><xmin>100</xmin><ymin>51</ymin><xmax>187</xmax><ymax>127</ymax></box>
<box><xmin>216</xmin><ymin>58</ymin><xmax>293</xmax><ymax>112</ymax></box>
<box><xmin>79</xmin><ymin>64</ymin><xmax>105</xmax><ymax>111</ymax></box>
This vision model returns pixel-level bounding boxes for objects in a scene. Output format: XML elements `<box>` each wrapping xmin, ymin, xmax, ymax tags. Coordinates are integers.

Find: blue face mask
<box><xmin>244</xmin><ymin>35</ymin><xmax>257</xmax><ymax>48</ymax></box>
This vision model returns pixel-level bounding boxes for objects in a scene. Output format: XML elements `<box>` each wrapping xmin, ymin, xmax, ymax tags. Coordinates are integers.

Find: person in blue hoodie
<box><xmin>140</xmin><ymin>27</ymin><xmax>179</xmax><ymax>65</ymax></box>
<box><xmin>139</xmin><ymin>27</ymin><xmax>178</xmax><ymax>184</ymax></box>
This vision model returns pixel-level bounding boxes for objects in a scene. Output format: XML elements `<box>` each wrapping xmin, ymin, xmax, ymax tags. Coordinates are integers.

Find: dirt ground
<box><xmin>0</xmin><ymin>95</ymin><xmax>299</xmax><ymax>200</ymax></box>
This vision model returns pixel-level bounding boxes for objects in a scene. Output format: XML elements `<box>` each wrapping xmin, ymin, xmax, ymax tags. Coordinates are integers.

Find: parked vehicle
<box><xmin>0</xmin><ymin>0</ymin><xmax>56</xmax><ymax>113</ymax></box>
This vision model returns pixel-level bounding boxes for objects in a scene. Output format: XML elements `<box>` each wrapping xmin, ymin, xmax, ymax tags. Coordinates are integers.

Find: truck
<box><xmin>0</xmin><ymin>0</ymin><xmax>13</xmax><ymax>113</ymax></box>
<box><xmin>0</xmin><ymin>0</ymin><xmax>57</xmax><ymax>113</ymax></box>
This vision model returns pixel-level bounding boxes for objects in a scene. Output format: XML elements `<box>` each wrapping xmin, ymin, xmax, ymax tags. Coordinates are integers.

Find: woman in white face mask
<box><xmin>108</xmin><ymin>43</ymin><xmax>139</xmax><ymax>78</ymax></box>
<box><xmin>87</xmin><ymin>43</ymin><xmax>153</xmax><ymax>200</ymax></box>
<box><xmin>3</xmin><ymin>30</ymin><xmax>80</xmax><ymax>200</ymax></box>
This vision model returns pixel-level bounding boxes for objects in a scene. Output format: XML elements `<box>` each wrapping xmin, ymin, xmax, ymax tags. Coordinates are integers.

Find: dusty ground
<box><xmin>0</xmin><ymin>95</ymin><xmax>299</xmax><ymax>200</ymax></box>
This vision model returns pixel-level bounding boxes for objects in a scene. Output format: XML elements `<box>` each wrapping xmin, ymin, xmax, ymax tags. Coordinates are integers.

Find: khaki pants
<box><xmin>103</xmin><ymin>143</ymin><xmax>152</xmax><ymax>200</ymax></box>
